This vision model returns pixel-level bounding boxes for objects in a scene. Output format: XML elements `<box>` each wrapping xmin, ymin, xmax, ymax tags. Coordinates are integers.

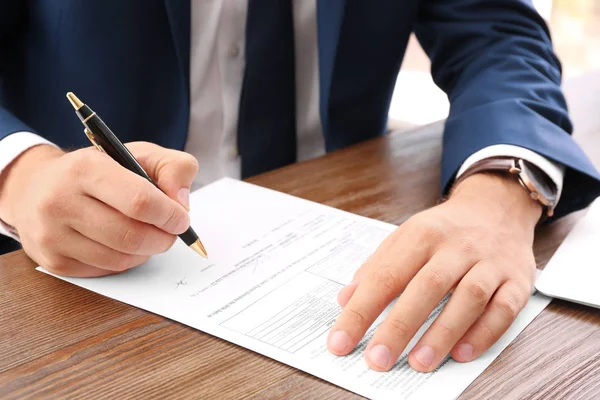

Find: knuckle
<box><xmin>118</xmin><ymin>226</ymin><xmax>146</xmax><ymax>253</ymax></box>
<box><xmin>385</xmin><ymin>316</ymin><xmax>411</xmax><ymax>339</ymax></box>
<box><xmin>424</xmin><ymin>268</ymin><xmax>448</xmax><ymax>291</ymax></box>
<box><xmin>478</xmin><ymin>321</ymin><xmax>497</xmax><ymax>344</ymax></box>
<box><xmin>493</xmin><ymin>295</ymin><xmax>521</xmax><ymax>319</ymax></box>
<box><xmin>129</xmin><ymin>189</ymin><xmax>152</xmax><ymax>217</ymax></box>
<box><xmin>458</xmin><ymin>236</ymin><xmax>478</xmax><ymax>256</ymax></box>
<box><xmin>37</xmin><ymin>193</ymin><xmax>61</xmax><ymax>215</ymax></box>
<box><xmin>163</xmin><ymin>206</ymin><xmax>184</xmax><ymax>232</ymax></box>
<box><xmin>66</xmin><ymin>151</ymin><xmax>91</xmax><ymax>178</ymax></box>
<box><xmin>36</xmin><ymin>229</ymin><xmax>56</xmax><ymax>248</ymax></box>
<box><xmin>344</xmin><ymin>308</ymin><xmax>369</xmax><ymax>329</ymax></box>
<box><xmin>465</xmin><ymin>279</ymin><xmax>492</xmax><ymax>305</ymax></box>
<box><xmin>512</xmin><ymin>285</ymin><xmax>529</xmax><ymax>308</ymax></box>
<box><xmin>435</xmin><ymin>320</ymin><xmax>456</xmax><ymax>338</ymax></box>
<box><xmin>44</xmin><ymin>256</ymin><xmax>69</xmax><ymax>275</ymax></box>
<box><xmin>372</xmin><ymin>268</ymin><xmax>399</xmax><ymax>292</ymax></box>
<box><xmin>418</xmin><ymin>217</ymin><xmax>447</xmax><ymax>243</ymax></box>
<box><xmin>112</xmin><ymin>253</ymin><xmax>136</xmax><ymax>272</ymax></box>
<box><xmin>513</xmin><ymin>279</ymin><xmax>533</xmax><ymax>299</ymax></box>
<box><xmin>37</xmin><ymin>227</ymin><xmax>71</xmax><ymax>250</ymax></box>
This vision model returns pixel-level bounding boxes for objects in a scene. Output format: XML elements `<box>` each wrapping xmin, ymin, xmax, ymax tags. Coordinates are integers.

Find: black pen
<box><xmin>66</xmin><ymin>92</ymin><xmax>207</xmax><ymax>258</ymax></box>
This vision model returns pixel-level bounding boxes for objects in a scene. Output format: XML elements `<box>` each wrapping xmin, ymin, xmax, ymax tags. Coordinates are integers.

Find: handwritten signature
<box><xmin>175</xmin><ymin>277</ymin><xmax>187</xmax><ymax>289</ymax></box>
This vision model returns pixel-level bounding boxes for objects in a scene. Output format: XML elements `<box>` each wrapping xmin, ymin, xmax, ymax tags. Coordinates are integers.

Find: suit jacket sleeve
<box><xmin>414</xmin><ymin>0</ymin><xmax>600</xmax><ymax>220</ymax></box>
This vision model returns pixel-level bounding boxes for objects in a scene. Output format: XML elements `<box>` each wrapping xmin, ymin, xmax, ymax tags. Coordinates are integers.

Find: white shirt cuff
<box><xmin>457</xmin><ymin>144</ymin><xmax>565</xmax><ymax>203</ymax></box>
<box><xmin>0</xmin><ymin>132</ymin><xmax>60</xmax><ymax>241</ymax></box>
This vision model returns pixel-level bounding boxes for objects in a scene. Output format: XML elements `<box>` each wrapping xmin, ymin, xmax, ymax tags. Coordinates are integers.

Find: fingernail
<box><xmin>178</xmin><ymin>188</ymin><xmax>190</xmax><ymax>210</ymax></box>
<box><xmin>368</xmin><ymin>344</ymin><xmax>391</xmax><ymax>369</ymax></box>
<box><xmin>175</xmin><ymin>215</ymin><xmax>190</xmax><ymax>234</ymax></box>
<box><xmin>328</xmin><ymin>330</ymin><xmax>349</xmax><ymax>354</ymax></box>
<box><xmin>455</xmin><ymin>343</ymin><xmax>473</xmax><ymax>361</ymax></box>
<box><xmin>414</xmin><ymin>345</ymin><xmax>435</xmax><ymax>369</ymax></box>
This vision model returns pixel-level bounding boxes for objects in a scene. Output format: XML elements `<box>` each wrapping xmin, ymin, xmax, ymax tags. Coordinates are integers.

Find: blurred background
<box><xmin>389</xmin><ymin>0</ymin><xmax>600</xmax><ymax>130</ymax></box>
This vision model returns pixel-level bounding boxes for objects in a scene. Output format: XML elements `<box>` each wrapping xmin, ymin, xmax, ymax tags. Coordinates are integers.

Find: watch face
<box><xmin>518</xmin><ymin>159</ymin><xmax>558</xmax><ymax>205</ymax></box>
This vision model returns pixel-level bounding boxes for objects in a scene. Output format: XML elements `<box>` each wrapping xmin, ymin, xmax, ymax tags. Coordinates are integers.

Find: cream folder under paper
<box><xmin>38</xmin><ymin>178</ymin><xmax>551</xmax><ymax>400</ymax></box>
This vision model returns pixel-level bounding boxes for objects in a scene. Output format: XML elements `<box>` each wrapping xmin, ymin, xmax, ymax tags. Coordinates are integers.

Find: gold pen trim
<box><xmin>82</xmin><ymin>112</ymin><xmax>96</xmax><ymax>124</ymax></box>
<box><xmin>66</xmin><ymin>92</ymin><xmax>84</xmax><ymax>110</ymax></box>
<box><xmin>84</xmin><ymin>128</ymin><xmax>105</xmax><ymax>153</ymax></box>
<box><xmin>190</xmin><ymin>239</ymin><xmax>208</xmax><ymax>258</ymax></box>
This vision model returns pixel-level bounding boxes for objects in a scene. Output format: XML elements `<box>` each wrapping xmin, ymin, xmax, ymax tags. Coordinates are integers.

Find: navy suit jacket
<box><xmin>1</xmin><ymin>0</ymin><xmax>599</xmax><ymax>221</ymax></box>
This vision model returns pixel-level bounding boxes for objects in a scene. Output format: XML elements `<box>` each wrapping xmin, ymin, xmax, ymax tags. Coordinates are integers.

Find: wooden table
<box><xmin>2</xmin><ymin>74</ymin><xmax>600</xmax><ymax>400</ymax></box>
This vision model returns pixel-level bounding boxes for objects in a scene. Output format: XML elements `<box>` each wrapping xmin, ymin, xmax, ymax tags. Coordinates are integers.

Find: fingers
<box><xmin>44</xmin><ymin>256</ymin><xmax>120</xmax><ymax>278</ymax></box>
<box><xmin>364</xmin><ymin>250</ymin><xmax>470</xmax><ymax>371</ymax></box>
<box><xmin>450</xmin><ymin>279</ymin><xmax>530</xmax><ymax>363</ymax></box>
<box><xmin>407</xmin><ymin>261</ymin><xmax>502</xmax><ymax>372</ymax></box>
<box><xmin>52</xmin><ymin>227</ymin><xmax>150</xmax><ymax>272</ymax></box>
<box><xmin>336</xmin><ymin>244</ymin><xmax>403</xmax><ymax>308</ymax></box>
<box><xmin>337</xmin><ymin>281</ymin><xmax>358</xmax><ymax>307</ymax></box>
<box><xmin>327</xmin><ymin>226</ymin><xmax>434</xmax><ymax>357</ymax></box>
<box><xmin>68</xmin><ymin>195</ymin><xmax>177</xmax><ymax>256</ymax></box>
<box><xmin>126</xmin><ymin>142</ymin><xmax>199</xmax><ymax>209</ymax></box>
<box><xmin>76</xmin><ymin>153</ymin><xmax>190</xmax><ymax>235</ymax></box>
<box><xmin>13</xmin><ymin>144</ymin><xmax>193</xmax><ymax>279</ymax></box>
<box><xmin>29</xmin><ymin>232</ymin><xmax>124</xmax><ymax>278</ymax></box>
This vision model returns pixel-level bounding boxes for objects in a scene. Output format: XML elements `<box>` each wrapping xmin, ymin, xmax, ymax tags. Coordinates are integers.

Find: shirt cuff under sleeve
<box><xmin>0</xmin><ymin>132</ymin><xmax>60</xmax><ymax>241</ymax></box>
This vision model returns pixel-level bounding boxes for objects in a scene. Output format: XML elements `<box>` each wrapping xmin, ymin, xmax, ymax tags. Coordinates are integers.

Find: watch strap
<box><xmin>454</xmin><ymin>157</ymin><xmax>557</xmax><ymax>220</ymax></box>
<box><xmin>456</xmin><ymin>158</ymin><xmax>519</xmax><ymax>180</ymax></box>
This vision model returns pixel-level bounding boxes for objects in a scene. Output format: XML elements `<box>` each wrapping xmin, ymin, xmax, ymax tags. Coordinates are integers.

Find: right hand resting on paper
<box><xmin>0</xmin><ymin>142</ymin><xmax>198</xmax><ymax>277</ymax></box>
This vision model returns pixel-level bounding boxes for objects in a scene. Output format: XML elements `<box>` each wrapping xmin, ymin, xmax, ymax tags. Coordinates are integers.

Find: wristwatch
<box><xmin>454</xmin><ymin>157</ymin><xmax>558</xmax><ymax>219</ymax></box>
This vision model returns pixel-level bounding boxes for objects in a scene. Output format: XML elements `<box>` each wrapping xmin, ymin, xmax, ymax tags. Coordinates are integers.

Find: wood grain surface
<box><xmin>2</xmin><ymin>72</ymin><xmax>600</xmax><ymax>399</ymax></box>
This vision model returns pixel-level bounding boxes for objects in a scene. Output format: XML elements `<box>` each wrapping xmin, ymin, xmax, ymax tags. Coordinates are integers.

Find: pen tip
<box><xmin>66</xmin><ymin>92</ymin><xmax>84</xmax><ymax>110</ymax></box>
<box><xmin>190</xmin><ymin>239</ymin><xmax>208</xmax><ymax>258</ymax></box>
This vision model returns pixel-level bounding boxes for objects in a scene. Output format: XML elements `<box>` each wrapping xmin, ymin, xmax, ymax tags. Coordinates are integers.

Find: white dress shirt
<box><xmin>0</xmin><ymin>0</ymin><xmax>564</xmax><ymax>239</ymax></box>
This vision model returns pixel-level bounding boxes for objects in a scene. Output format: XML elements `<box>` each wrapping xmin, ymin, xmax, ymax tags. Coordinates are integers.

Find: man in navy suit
<box><xmin>1</xmin><ymin>1</ymin><xmax>598</xmax><ymax>373</ymax></box>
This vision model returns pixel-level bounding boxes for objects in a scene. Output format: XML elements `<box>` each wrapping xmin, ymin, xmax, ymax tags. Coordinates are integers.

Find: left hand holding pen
<box><xmin>327</xmin><ymin>172</ymin><xmax>542</xmax><ymax>372</ymax></box>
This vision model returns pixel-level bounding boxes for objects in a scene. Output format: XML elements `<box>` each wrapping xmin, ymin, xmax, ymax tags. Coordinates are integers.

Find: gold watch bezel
<box><xmin>509</xmin><ymin>159</ymin><xmax>555</xmax><ymax>217</ymax></box>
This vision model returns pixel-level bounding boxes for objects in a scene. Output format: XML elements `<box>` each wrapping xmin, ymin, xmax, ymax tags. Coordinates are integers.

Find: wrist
<box><xmin>449</xmin><ymin>172</ymin><xmax>542</xmax><ymax>231</ymax></box>
<box><xmin>0</xmin><ymin>145</ymin><xmax>65</xmax><ymax>227</ymax></box>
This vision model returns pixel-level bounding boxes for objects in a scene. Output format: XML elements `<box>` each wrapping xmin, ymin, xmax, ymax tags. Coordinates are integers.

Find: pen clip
<box><xmin>84</xmin><ymin>128</ymin><xmax>105</xmax><ymax>153</ymax></box>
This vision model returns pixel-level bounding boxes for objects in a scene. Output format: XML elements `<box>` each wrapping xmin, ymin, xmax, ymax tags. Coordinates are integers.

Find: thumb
<box><xmin>126</xmin><ymin>142</ymin><xmax>199</xmax><ymax>210</ymax></box>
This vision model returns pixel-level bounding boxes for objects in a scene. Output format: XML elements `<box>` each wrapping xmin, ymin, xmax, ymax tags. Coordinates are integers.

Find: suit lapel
<box><xmin>316</xmin><ymin>0</ymin><xmax>346</xmax><ymax>143</ymax></box>
<box><xmin>164</xmin><ymin>0</ymin><xmax>191</xmax><ymax>102</ymax></box>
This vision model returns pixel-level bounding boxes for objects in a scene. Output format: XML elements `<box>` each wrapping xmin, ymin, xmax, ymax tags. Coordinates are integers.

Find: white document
<box><xmin>535</xmin><ymin>197</ymin><xmax>600</xmax><ymax>309</ymax></box>
<box><xmin>38</xmin><ymin>178</ymin><xmax>551</xmax><ymax>400</ymax></box>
